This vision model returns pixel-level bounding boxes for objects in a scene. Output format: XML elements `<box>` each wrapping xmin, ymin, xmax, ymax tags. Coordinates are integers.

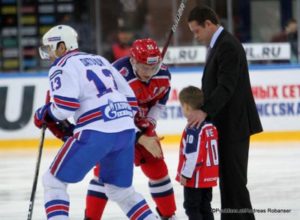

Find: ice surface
<box><xmin>0</xmin><ymin>142</ymin><xmax>299</xmax><ymax>220</ymax></box>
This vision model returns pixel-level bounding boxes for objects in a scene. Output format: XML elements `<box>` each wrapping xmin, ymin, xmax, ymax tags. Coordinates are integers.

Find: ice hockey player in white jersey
<box><xmin>34</xmin><ymin>24</ymin><xmax>157</xmax><ymax>220</ymax></box>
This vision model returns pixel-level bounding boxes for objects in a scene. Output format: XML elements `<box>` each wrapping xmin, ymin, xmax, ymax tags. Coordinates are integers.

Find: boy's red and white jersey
<box><xmin>176</xmin><ymin>122</ymin><xmax>219</xmax><ymax>188</ymax></box>
<box><xmin>113</xmin><ymin>56</ymin><xmax>171</xmax><ymax>118</ymax></box>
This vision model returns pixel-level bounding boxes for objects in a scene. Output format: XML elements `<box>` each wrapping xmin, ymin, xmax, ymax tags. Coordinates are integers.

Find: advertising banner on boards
<box><xmin>0</xmin><ymin>65</ymin><xmax>299</xmax><ymax>145</ymax></box>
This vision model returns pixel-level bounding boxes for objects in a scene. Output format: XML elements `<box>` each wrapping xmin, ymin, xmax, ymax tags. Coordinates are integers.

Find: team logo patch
<box><xmin>100</xmin><ymin>100</ymin><xmax>133</xmax><ymax>121</ymax></box>
<box><xmin>119</xmin><ymin>67</ymin><xmax>129</xmax><ymax>77</ymax></box>
<box><xmin>48</xmin><ymin>36</ymin><xmax>61</xmax><ymax>42</ymax></box>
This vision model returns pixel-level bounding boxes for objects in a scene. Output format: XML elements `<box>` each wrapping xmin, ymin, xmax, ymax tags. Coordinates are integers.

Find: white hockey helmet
<box><xmin>39</xmin><ymin>25</ymin><xmax>78</xmax><ymax>59</ymax></box>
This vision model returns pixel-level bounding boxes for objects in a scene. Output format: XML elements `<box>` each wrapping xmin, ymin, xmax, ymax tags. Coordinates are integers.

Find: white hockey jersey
<box><xmin>47</xmin><ymin>50</ymin><xmax>138</xmax><ymax>133</ymax></box>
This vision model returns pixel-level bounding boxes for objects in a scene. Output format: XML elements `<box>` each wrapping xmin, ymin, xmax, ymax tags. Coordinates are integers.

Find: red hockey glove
<box><xmin>134</xmin><ymin>114</ymin><xmax>156</xmax><ymax>134</ymax></box>
<box><xmin>47</xmin><ymin>120</ymin><xmax>75</xmax><ymax>141</ymax></box>
<box><xmin>34</xmin><ymin>103</ymin><xmax>74</xmax><ymax>141</ymax></box>
<box><xmin>34</xmin><ymin>103</ymin><xmax>53</xmax><ymax>128</ymax></box>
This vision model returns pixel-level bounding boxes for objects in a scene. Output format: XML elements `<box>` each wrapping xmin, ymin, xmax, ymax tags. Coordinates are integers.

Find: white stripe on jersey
<box><xmin>88</xmin><ymin>183</ymin><xmax>106</xmax><ymax>193</ymax></box>
<box><xmin>149</xmin><ymin>181</ymin><xmax>173</xmax><ymax>194</ymax></box>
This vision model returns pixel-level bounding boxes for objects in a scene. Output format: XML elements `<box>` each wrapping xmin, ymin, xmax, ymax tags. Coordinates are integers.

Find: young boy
<box><xmin>176</xmin><ymin>86</ymin><xmax>219</xmax><ymax>220</ymax></box>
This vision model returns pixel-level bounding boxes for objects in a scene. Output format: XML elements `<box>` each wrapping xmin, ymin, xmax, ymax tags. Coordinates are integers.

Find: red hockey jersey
<box><xmin>113</xmin><ymin>56</ymin><xmax>171</xmax><ymax>117</ymax></box>
<box><xmin>176</xmin><ymin>122</ymin><xmax>219</xmax><ymax>188</ymax></box>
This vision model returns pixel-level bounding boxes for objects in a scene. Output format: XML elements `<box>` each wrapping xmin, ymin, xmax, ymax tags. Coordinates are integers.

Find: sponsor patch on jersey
<box><xmin>48</xmin><ymin>36</ymin><xmax>61</xmax><ymax>42</ymax></box>
<box><xmin>100</xmin><ymin>100</ymin><xmax>133</xmax><ymax>122</ymax></box>
<box><xmin>119</xmin><ymin>67</ymin><xmax>129</xmax><ymax>77</ymax></box>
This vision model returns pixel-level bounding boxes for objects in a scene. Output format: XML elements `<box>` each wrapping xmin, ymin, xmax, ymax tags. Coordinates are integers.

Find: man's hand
<box><xmin>187</xmin><ymin>109</ymin><xmax>207</xmax><ymax>128</ymax></box>
<box><xmin>34</xmin><ymin>103</ymin><xmax>74</xmax><ymax>141</ymax></box>
<box><xmin>34</xmin><ymin>103</ymin><xmax>52</xmax><ymax>128</ymax></box>
<box><xmin>179</xmin><ymin>175</ymin><xmax>187</xmax><ymax>186</ymax></box>
<box><xmin>47</xmin><ymin>120</ymin><xmax>74</xmax><ymax>141</ymax></box>
<box><xmin>138</xmin><ymin>134</ymin><xmax>163</xmax><ymax>158</ymax></box>
<box><xmin>134</xmin><ymin>113</ymin><xmax>156</xmax><ymax>132</ymax></box>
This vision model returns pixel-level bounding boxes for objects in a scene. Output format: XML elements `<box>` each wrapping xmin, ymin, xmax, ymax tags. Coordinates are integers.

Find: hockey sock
<box><xmin>149</xmin><ymin>176</ymin><xmax>176</xmax><ymax>218</ymax></box>
<box><xmin>85</xmin><ymin>179</ymin><xmax>108</xmax><ymax>220</ymax></box>
<box><xmin>45</xmin><ymin>199</ymin><xmax>69</xmax><ymax>220</ymax></box>
<box><xmin>43</xmin><ymin>170</ymin><xmax>69</xmax><ymax>220</ymax></box>
<box><xmin>105</xmin><ymin>184</ymin><xmax>157</xmax><ymax>220</ymax></box>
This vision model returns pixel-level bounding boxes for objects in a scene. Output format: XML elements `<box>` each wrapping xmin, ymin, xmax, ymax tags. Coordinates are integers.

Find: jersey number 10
<box><xmin>206</xmin><ymin>139</ymin><xmax>219</xmax><ymax>166</ymax></box>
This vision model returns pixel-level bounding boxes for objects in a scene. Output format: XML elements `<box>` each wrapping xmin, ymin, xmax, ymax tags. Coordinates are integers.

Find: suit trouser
<box><xmin>219</xmin><ymin>137</ymin><xmax>255</xmax><ymax>220</ymax></box>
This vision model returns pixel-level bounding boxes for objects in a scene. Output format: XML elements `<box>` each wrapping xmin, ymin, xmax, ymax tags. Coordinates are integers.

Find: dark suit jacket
<box><xmin>201</xmin><ymin>30</ymin><xmax>263</xmax><ymax>142</ymax></box>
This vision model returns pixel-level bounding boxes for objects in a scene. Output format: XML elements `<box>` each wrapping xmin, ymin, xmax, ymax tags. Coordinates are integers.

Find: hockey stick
<box><xmin>27</xmin><ymin>90</ymin><xmax>50</xmax><ymax>220</ymax></box>
<box><xmin>161</xmin><ymin>0</ymin><xmax>188</xmax><ymax>59</ymax></box>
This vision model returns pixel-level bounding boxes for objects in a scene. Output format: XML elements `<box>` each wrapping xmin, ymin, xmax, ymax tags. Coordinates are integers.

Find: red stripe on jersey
<box><xmin>50</xmin><ymin>137</ymin><xmax>74</xmax><ymax>175</ymax></box>
<box><xmin>78</xmin><ymin>111</ymin><xmax>102</xmax><ymax>124</ymax></box>
<box><xmin>54</xmin><ymin>97</ymin><xmax>80</xmax><ymax>108</ymax></box>
<box><xmin>128</xmin><ymin>101</ymin><xmax>138</xmax><ymax>107</ymax></box>
<box><xmin>130</xmin><ymin>204</ymin><xmax>150</xmax><ymax>220</ymax></box>
<box><xmin>46</xmin><ymin>204</ymin><xmax>69</xmax><ymax>214</ymax></box>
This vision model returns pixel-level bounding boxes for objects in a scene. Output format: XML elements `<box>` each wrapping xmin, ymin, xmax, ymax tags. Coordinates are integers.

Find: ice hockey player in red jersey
<box><xmin>176</xmin><ymin>86</ymin><xmax>219</xmax><ymax>220</ymax></box>
<box><xmin>84</xmin><ymin>38</ymin><xmax>177</xmax><ymax>220</ymax></box>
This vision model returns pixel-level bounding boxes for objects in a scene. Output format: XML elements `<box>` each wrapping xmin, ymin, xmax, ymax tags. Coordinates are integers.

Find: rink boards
<box><xmin>0</xmin><ymin>64</ymin><xmax>300</xmax><ymax>149</ymax></box>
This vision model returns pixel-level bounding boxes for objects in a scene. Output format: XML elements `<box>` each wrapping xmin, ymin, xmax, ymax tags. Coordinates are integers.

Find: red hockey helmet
<box><xmin>130</xmin><ymin>38</ymin><xmax>162</xmax><ymax>65</ymax></box>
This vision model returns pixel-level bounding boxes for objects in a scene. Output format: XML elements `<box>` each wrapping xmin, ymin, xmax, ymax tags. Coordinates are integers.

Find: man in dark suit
<box><xmin>187</xmin><ymin>5</ymin><xmax>263</xmax><ymax>220</ymax></box>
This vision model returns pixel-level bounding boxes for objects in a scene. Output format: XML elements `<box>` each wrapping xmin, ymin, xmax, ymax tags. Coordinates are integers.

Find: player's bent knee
<box><xmin>42</xmin><ymin>170</ymin><xmax>67</xmax><ymax>191</ymax></box>
<box><xmin>141</xmin><ymin>159</ymin><xmax>169</xmax><ymax>180</ymax></box>
<box><xmin>104</xmin><ymin>184</ymin><xmax>135</xmax><ymax>202</ymax></box>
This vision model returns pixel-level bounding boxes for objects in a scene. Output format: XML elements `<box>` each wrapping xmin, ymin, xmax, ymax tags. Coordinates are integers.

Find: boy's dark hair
<box><xmin>179</xmin><ymin>86</ymin><xmax>204</xmax><ymax>110</ymax></box>
<box><xmin>188</xmin><ymin>5</ymin><xmax>220</xmax><ymax>26</ymax></box>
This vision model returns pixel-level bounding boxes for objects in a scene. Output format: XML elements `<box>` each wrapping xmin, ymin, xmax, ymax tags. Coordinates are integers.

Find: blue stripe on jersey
<box><xmin>87</xmin><ymin>190</ymin><xmax>108</xmax><ymax>199</ymax></box>
<box><xmin>138</xmin><ymin>210</ymin><xmax>152</xmax><ymax>220</ymax></box>
<box><xmin>60</xmin><ymin>53</ymin><xmax>86</xmax><ymax>67</ymax></box>
<box><xmin>51</xmin><ymin>51</ymin><xmax>76</xmax><ymax>67</ymax></box>
<box><xmin>90</xmin><ymin>179</ymin><xmax>104</xmax><ymax>186</ymax></box>
<box><xmin>87</xmin><ymin>179</ymin><xmax>107</xmax><ymax>199</ymax></box>
<box><xmin>49</xmin><ymin>70</ymin><xmax>62</xmax><ymax>80</ymax></box>
<box><xmin>150</xmin><ymin>188</ymin><xmax>174</xmax><ymax>198</ymax></box>
<box><xmin>126</xmin><ymin>97</ymin><xmax>137</xmax><ymax>102</ymax></box>
<box><xmin>53</xmin><ymin>95</ymin><xmax>80</xmax><ymax>111</ymax></box>
<box><xmin>55</xmin><ymin>104</ymin><xmax>78</xmax><ymax>111</ymax></box>
<box><xmin>47</xmin><ymin>211</ymin><xmax>68</xmax><ymax>219</ymax></box>
<box><xmin>50</xmin><ymin>50</ymin><xmax>85</xmax><ymax>67</ymax></box>
<box><xmin>148</xmin><ymin>178</ymin><xmax>171</xmax><ymax>187</ymax></box>
<box><xmin>131</xmin><ymin>106</ymin><xmax>139</xmax><ymax>112</ymax></box>
<box><xmin>127</xmin><ymin>97</ymin><xmax>139</xmax><ymax>112</ymax></box>
<box><xmin>126</xmin><ymin>199</ymin><xmax>147</xmax><ymax>217</ymax></box>
<box><xmin>76</xmin><ymin>108</ymin><xmax>103</xmax><ymax>128</ymax></box>
<box><xmin>53</xmin><ymin>95</ymin><xmax>80</xmax><ymax>103</ymax></box>
<box><xmin>45</xmin><ymin>200</ymin><xmax>69</xmax><ymax>207</ymax></box>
